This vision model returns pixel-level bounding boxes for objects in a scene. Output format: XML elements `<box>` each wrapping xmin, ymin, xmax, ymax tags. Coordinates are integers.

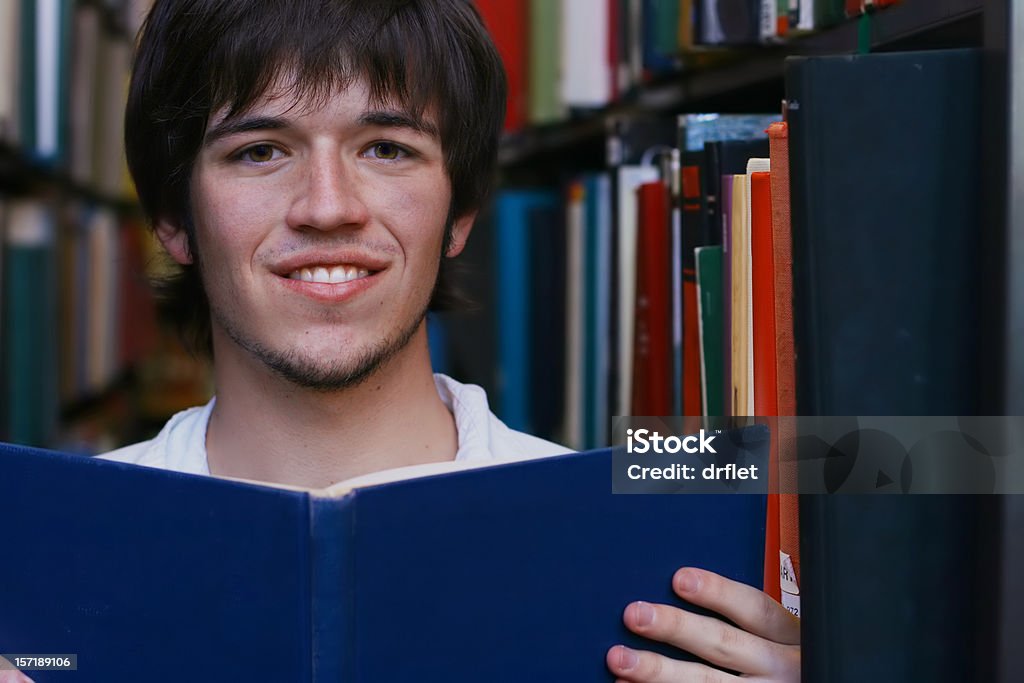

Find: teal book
<box><xmin>493</xmin><ymin>189</ymin><xmax>561</xmax><ymax>434</ymax></box>
<box><xmin>2</xmin><ymin>200</ymin><xmax>58</xmax><ymax>446</ymax></box>
<box><xmin>18</xmin><ymin>0</ymin><xmax>73</xmax><ymax>163</ymax></box>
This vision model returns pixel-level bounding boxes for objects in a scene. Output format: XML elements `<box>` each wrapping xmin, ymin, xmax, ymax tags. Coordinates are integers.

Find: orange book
<box><xmin>768</xmin><ymin>121</ymin><xmax>800</xmax><ymax>615</ymax></box>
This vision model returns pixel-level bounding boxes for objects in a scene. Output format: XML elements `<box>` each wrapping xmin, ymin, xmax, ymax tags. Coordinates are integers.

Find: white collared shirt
<box><xmin>100</xmin><ymin>374</ymin><xmax>571</xmax><ymax>473</ymax></box>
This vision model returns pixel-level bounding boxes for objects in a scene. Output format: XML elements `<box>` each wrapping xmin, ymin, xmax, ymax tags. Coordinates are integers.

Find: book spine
<box><xmin>3</xmin><ymin>200</ymin><xmax>58</xmax><ymax>446</ymax></box>
<box><xmin>310</xmin><ymin>496</ymin><xmax>356</xmax><ymax>680</ymax></box>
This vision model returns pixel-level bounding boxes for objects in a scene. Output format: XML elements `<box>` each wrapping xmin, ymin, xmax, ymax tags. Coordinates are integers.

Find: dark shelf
<box><xmin>499</xmin><ymin>0</ymin><xmax>983</xmax><ymax>166</ymax></box>
<box><xmin>0</xmin><ymin>144</ymin><xmax>140</xmax><ymax>214</ymax></box>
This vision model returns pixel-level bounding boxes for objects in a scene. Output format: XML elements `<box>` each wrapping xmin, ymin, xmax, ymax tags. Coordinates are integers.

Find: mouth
<box><xmin>287</xmin><ymin>264</ymin><xmax>373</xmax><ymax>284</ymax></box>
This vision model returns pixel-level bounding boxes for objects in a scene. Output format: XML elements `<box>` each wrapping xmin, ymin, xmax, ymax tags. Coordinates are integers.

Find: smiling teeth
<box><xmin>289</xmin><ymin>266</ymin><xmax>371</xmax><ymax>283</ymax></box>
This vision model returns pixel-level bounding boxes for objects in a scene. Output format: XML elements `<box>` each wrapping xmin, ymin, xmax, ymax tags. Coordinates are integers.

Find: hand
<box><xmin>606</xmin><ymin>567</ymin><xmax>800</xmax><ymax>682</ymax></box>
<box><xmin>0</xmin><ymin>656</ymin><xmax>33</xmax><ymax>683</ymax></box>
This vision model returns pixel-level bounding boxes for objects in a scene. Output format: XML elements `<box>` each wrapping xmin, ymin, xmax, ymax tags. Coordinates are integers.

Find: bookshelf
<box><xmin>499</xmin><ymin>0</ymin><xmax>983</xmax><ymax>167</ymax></box>
<box><xmin>0</xmin><ymin>0</ymin><xmax>209</xmax><ymax>452</ymax></box>
<box><xmin>465</xmin><ymin>0</ymin><xmax>1023</xmax><ymax>680</ymax></box>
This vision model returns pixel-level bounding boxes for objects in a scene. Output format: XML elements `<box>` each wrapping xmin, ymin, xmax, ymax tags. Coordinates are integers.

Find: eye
<box><xmin>235</xmin><ymin>143</ymin><xmax>283</xmax><ymax>164</ymax></box>
<box><xmin>365</xmin><ymin>142</ymin><xmax>410</xmax><ymax>161</ymax></box>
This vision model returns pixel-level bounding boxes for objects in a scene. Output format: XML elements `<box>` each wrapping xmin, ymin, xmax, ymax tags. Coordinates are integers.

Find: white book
<box><xmin>760</xmin><ymin>0</ymin><xmax>778</xmax><ymax>43</ymax></box>
<box><xmin>615</xmin><ymin>164</ymin><xmax>660</xmax><ymax>417</ymax></box>
<box><xmin>36</xmin><ymin>0</ymin><xmax>63</xmax><ymax>159</ymax></box>
<box><xmin>561</xmin><ymin>0</ymin><xmax>612</xmax><ymax>108</ymax></box>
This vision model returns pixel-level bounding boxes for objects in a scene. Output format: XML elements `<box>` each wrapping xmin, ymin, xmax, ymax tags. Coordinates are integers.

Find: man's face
<box><xmin>159</xmin><ymin>78</ymin><xmax>472</xmax><ymax>389</ymax></box>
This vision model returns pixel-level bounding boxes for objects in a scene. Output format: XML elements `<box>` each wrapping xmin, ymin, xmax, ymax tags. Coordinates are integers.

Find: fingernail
<box><xmin>677</xmin><ymin>568</ymin><xmax>700</xmax><ymax>593</ymax></box>
<box><xmin>634</xmin><ymin>601</ymin><xmax>654</xmax><ymax>627</ymax></box>
<box><xmin>616</xmin><ymin>646</ymin><xmax>638</xmax><ymax>671</ymax></box>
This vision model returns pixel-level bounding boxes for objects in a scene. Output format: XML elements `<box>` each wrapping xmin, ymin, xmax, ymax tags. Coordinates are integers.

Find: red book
<box><xmin>750</xmin><ymin>169</ymin><xmax>781</xmax><ymax>601</ymax></box>
<box><xmin>474</xmin><ymin>0</ymin><xmax>528</xmax><ymax>131</ymax></box>
<box><xmin>632</xmin><ymin>181</ymin><xmax>672</xmax><ymax>415</ymax></box>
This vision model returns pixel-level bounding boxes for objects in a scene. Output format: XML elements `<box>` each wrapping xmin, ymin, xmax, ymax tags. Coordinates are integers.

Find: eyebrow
<box><xmin>203</xmin><ymin>116</ymin><xmax>288</xmax><ymax>147</ymax></box>
<box><xmin>358</xmin><ymin>110</ymin><xmax>439</xmax><ymax>139</ymax></box>
<box><xmin>202</xmin><ymin>109</ymin><xmax>440</xmax><ymax>148</ymax></box>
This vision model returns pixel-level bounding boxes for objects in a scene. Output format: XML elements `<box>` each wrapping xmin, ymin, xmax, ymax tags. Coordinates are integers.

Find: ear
<box><xmin>155</xmin><ymin>218</ymin><xmax>193</xmax><ymax>265</ymax></box>
<box><xmin>445</xmin><ymin>211</ymin><xmax>477</xmax><ymax>258</ymax></box>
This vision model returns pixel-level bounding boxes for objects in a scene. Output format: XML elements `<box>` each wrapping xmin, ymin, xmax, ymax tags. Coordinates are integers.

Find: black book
<box><xmin>786</xmin><ymin>49</ymin><xmax>986</xmax><ymax>682</ymax></box>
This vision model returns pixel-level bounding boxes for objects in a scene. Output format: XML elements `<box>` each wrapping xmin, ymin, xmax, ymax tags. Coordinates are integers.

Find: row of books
<box><xmin>473</xmin><ymin>0</ymin><xmax>902</xmax><ymax>129</ymax></box>
<box><xmin>0</xmin><ymin>198</ymin><xmax>159</xmax><ymax>448</ymax></box>
<box><xmin>0</xmin><ymin>0</ymin><xmax>144</xmax><ymax>198</ymax></box>
<box><xmin>468</xmin><ymin>45</ymin><xmax>984</xmax><ymax>618</ymax></box>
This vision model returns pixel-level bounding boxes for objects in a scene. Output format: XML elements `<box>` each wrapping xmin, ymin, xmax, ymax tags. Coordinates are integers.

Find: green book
<box><xmin>528</xmin><ymin>0</ymin><xmax>564</xmax><ymax>124</ymax></box>
<box><xmin>695</xmin><ymin>245</ymin><xmax>724</xmax><ymax>417</ymax></box>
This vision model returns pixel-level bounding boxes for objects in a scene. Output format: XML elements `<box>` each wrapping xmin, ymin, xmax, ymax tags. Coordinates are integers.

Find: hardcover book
<box><xmin>0</xmin><ymin>442</ymin><xmax>767</xmax><ymax>681</ymax></box>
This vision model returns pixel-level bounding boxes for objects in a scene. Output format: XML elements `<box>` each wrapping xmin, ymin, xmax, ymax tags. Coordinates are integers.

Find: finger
<box><xmin>674</xmin><ymin>567</ymin><xmax>800</xmax><ymax>646</ymax></box>
<box><xmin>606</xmin><ymin>644</ymin><xmax>740</xmax><ymax>683</ymax></box>
<box><xmin>0</xmin><ymin>670</ymin><xmax>34</xmax><ymax>683</ymax></box>
<box><xmin>622</xmin><ymin>600</ymin><xmax>780</xmax><ymax>675</ymax></box>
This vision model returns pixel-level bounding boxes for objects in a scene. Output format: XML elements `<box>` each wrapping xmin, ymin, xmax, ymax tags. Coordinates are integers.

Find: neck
<box><xmin>204</xmin><ymin>324</ymin><xmax>457</xmax><ymax>488</ymax></box>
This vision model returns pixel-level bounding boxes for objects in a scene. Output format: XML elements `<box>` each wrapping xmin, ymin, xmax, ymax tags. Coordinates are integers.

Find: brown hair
<box><xmin>125</xmin><ymin>0</ymin><xmax>506</xmax><ymax>355</ymax></box>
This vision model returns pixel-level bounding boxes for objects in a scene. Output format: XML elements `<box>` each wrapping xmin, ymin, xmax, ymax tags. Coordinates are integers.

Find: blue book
<box><xmin>493</xmin><ymin>189</ymin><xmax>561</xmax><ymax>433</ymax></box>
<box><xmin>0</xmin><ymin>440</ymin><xmax>767</xmax><ymax>681</ymax></box>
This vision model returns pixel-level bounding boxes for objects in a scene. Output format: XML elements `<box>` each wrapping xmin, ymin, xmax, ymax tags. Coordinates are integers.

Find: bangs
<box><xmin>204</xmin><ymin>0</ymin><xmax>474</xmax><ymax>129</ymax></box>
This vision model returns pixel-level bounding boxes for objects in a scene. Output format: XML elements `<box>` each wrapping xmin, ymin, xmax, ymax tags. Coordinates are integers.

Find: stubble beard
<box><xmin>213</xmin><ymin>298</ymin><xmax>431</xmax><ymax>393</ymax></box>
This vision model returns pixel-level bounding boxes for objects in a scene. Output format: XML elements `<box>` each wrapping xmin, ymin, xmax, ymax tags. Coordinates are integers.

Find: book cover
<box><xmin>562</xmin><ymin>181</ymin><xmax>586</xmax><ymax>449</ymax></box>
<box><xmin>766</xmin><ymin>120</ymin><xmax>800</xmax><ymax>613</ymax></box>
<box><xmin>787</xmin><ymin>49</ymin><xmax>984</xmax><ymax>682</ymax></box>
<box><xmin>695</xmin><ymin>245</ymin><xmax>724</xmax><ymax>417</ymax></box>
<box><xmin>748</xmin><ymin>163</ymin><xmax>780</xmax><ymax>602</ymax></box>
<box><xmin>0</xmin><ymin>440</ymin><xmax>768</xmax><ymax>680</ymax></box>
<box><xmin>2</xmin><ymin>200</ymin><xmax>58</xmax><ymax>446</ymax></box>
<box><xmin>697</xmin><ymin>0</ymin><xmax>761</xmax><ymax>45</ymax></box>
<box><xmin>475</xmin><ymin>0</ymin><xmax>528</xmax><ymax>131</ymax></box>
<box><xmin>527</xmin><ymin>0</ymin><xmax>565</xmax><ymax>124</ymax></box>
<box><xmin>615</xmin><ymin>164</ymin><xmax>661</xmax><ymax>417</ymax></box>
<box><xmin>632</xmin><ymin>180</ymin><xmax>672</xmax><ymax>416</ymax></box>
<box><xmin>583</xmin><ymin>173</ymin><xmax>613</xmax><ymax>448</ymax></box>
<box><xmin>527</xmin><ymin>201</ymin><xmax>567</xmax><ymax>442</ymax></box>
<box><xmin>562</xmin><ymin>0</ymin><xmax>613</xmax><ymax>108</ymax></box>
<box><xmin>493</xmin><ymin>189</ymin><xmax>562</xmax><ymax>434</ymax></box>
<box><xmin>729</xmin><ymin>174</ymin><xmax>751</xmax><ymax>418</ymax></box>
<box><xmin>0</xmin><ymin>0</ymin><xmax>20</xmax><ymax>143</ymax></box>
<box><xmin>719</xmin><ymin>173</ymin><xmax>734</xmax><ymax>417</ymax></box>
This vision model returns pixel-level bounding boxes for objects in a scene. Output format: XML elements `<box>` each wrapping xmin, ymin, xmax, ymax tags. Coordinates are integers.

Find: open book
<box><xmin>0</xmin><ymin>437</ymin><xmax>766</xmax><ymax>681</ymax></box>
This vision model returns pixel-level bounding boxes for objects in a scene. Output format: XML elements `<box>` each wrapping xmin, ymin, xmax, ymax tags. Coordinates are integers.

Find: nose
<box><xmin>285</xmin><ymin>149</ymin><xmax>370</xmax><ymax>232</ymax></box>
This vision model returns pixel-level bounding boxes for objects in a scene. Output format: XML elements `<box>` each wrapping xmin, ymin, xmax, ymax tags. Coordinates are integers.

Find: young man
<box><xmin>2</xmin><ymin>1</ymin><xmax>799</xmax><ymax>681</ymax></box>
